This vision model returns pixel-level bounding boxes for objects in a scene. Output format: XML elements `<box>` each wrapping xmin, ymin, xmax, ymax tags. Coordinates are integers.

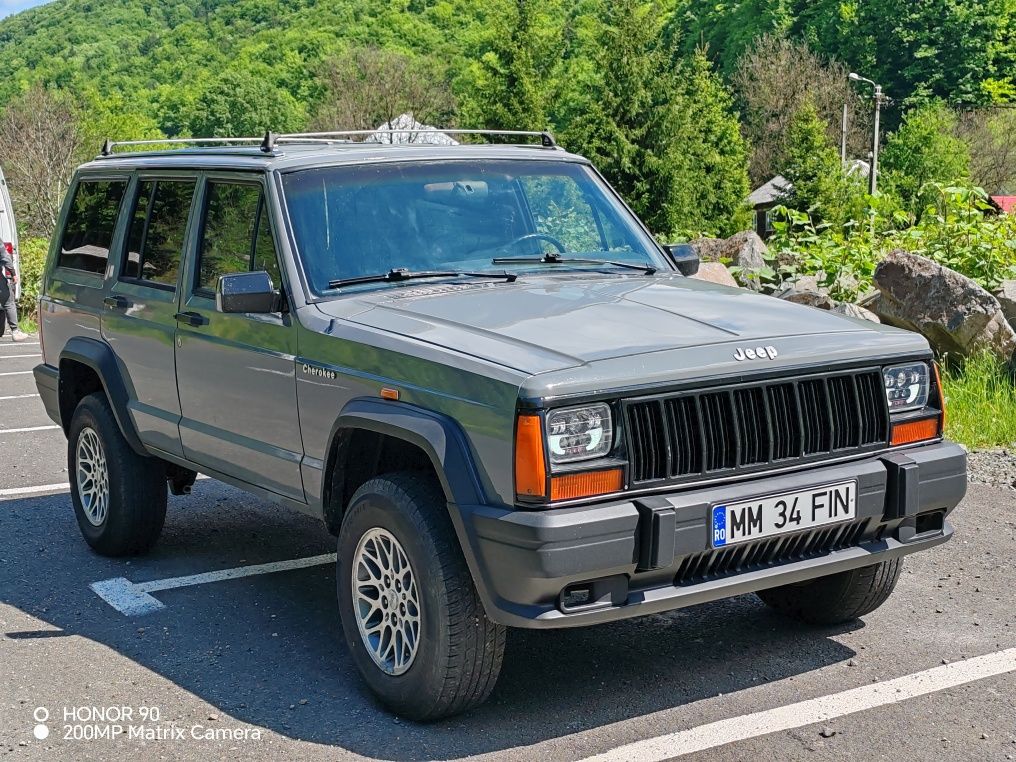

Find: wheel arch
<box><xmin>321</xmin><ymin>398</ymin><xmax>487</xmax><ymax>535</ymax></box>
<box><xmin>58</xmin><ymin>336</ymin><xmax>148</xmax><ymax>457</ymax></box>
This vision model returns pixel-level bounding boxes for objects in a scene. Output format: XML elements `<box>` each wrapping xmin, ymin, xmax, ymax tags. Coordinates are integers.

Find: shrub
<box><xmin>15</xmin><ymin>237</ymin><xmax>49</xmax><ymax>322</ymax></box>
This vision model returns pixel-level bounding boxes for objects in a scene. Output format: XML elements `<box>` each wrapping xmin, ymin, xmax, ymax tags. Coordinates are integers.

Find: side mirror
<box><xmin>664</xmin><ymin>243</ymin><xmax>700</xmax><ymax>277</ymax></box>
<box><xmin>216</xmin><ymin>271</ymin><xmax>282</xmax><ymax>314</ymax></box>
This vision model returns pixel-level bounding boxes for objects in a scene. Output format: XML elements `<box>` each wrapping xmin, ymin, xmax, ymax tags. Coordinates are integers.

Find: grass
<box><xmin>940</xmin><ymin>352</ymin><xmax>1016</xmax><ymax>450</ymax></box>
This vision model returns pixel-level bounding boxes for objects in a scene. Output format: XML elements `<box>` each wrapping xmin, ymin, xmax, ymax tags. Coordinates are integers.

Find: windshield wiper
<box><xmin>328</xmin><ymin>268</ymin><xmax>518</xmax><ymax>290</ymax></box>
<box><xmin>491</xmin><ymin>252</ymin><xmax>657</xmax><ymax>275</ymax></box>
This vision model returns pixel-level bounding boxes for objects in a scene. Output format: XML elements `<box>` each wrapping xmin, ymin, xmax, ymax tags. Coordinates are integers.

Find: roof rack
<box><xmin>99</xmin><ymin>129</ymin><xmax>557</xmax><ymax>157</ymax></box>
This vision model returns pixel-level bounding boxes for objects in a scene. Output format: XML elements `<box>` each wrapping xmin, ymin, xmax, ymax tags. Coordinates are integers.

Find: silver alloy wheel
<box><xmin>75</xmin><ymin>426</ymin><xmax>110</xmax><ymax>527</ymax></box>
<box><xmin>351</xmin><ymin>527</ymin><xmax>422</xmax><ymax>676</ymax></box>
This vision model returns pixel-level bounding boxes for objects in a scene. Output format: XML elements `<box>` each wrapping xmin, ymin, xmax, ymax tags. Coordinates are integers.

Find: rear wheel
<box><xmin>756</xmin><ymin>559</ymin><xmax>903</xmax><ymax>625</ymax></box>
<box><xmin>337</xmin><ymin>472</ymin><xmax>506</xmax><ymax>720</ymax></box>
<box><xmin>67</xmin><ymin>392</ymin><xmax>167</xmax><ymax>556</ymax></box>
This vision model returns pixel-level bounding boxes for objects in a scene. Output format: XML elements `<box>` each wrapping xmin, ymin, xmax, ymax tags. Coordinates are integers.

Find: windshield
<box><xmin>280</xmin><ymin>159</ymin><xmax>669</xmax><ymax>294</ymax></box>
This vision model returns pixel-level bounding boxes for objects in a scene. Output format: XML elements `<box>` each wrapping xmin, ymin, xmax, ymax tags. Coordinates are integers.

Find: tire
<box><xmin>67</xmin><ymin>392</ymin><xmax>167</xmax><ymax>556</ymax></box>
<box><xmin>337</xmin><ymin>472</ymin><xmax>506</xmax><ymax>721</ymax></box>
<box><xmin>756</xmin><ymin>559</ymin><xmax>903</xmax><ymax>625</ymax></box>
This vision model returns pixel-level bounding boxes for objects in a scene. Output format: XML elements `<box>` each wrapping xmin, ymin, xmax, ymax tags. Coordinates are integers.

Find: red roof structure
<box><xmin>990</xmin><ymin>195</ymin><xmax>1016</xmax><ymax>214</ymax></box>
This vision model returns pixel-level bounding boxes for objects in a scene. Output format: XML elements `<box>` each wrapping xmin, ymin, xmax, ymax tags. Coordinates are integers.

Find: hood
<box><xmin>318</xmin><ymin>273</ymin><xmax>923</xmax><ymax>377</ymax></box>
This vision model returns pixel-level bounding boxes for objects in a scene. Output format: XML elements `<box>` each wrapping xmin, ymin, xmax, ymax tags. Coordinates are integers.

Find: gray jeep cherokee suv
<box><xmin>35</xmin><ymin>131</ymin><xmax>966</xmax><ymax>720</ymax></box>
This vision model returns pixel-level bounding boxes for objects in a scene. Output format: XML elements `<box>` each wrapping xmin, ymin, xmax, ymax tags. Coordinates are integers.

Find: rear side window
<box><xmin>58</xmin><ymin>180</ymin><xmax>128</xmax><ymax>274</ymax></box>
<box><xmin>123</xmin><ymin>179</ymin><xmax>196</xmax><ymax>288</ymax></box>
<box><xmin>197</xmin><ymin>181</ymin><xmax>281</xmax><ymax>293</ymax></box>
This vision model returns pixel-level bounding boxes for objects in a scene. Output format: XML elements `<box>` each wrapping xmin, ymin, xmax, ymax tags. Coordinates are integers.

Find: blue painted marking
<box><xmin>712</xmin><ymin>505</ymin><xmax>727</xmax><ymax>548</ymax></box>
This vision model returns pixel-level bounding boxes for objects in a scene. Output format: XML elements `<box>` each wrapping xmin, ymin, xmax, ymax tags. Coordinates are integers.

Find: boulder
<box><xmin>831</xmin><ymin>302</ymin><xmax>881</xmax><ymax>324</ymax></box>
<box><xmin>775</xmin><ymin>286</ymin><xmax>837</xmax><ymax>310</ymax></box>
<box><xmin>872</xmin><ymin>250</ymin><xmax>1016</xmax><ymax>361</ymax></box>
<box><xmin>690</xmin><ymin>262</ymin><xmax>739</xmax><ymax>288</ymax></box>
<box><xmin>993</xmin><ymin>280</ymin><xmax>1016</xmax><ymax>328</ymax></box>
<box><xmin>774</xmin><ymin>276</ymin><xmax>836</xmax><ymax>310</ymax></box>
<box><xmin>690</xmin><ymin>231</ymin><xmax>768</xmax><ymax>291</ymax></box>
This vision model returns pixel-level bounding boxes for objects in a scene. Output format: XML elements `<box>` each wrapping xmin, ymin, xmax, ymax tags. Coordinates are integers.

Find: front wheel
<box><xmin>337</xmin><ymin>472</ymin><xmax>506</xmax><ymax>720</ymax></box>
<box><xmin>756</xmin><ymin>558</ymin><xmax>903</xmax><ymax>625</ymax></box>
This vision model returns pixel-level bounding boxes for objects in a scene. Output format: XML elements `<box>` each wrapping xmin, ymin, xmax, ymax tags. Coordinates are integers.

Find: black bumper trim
<box><xmin>460</xmin><ymin>440</ymin><xmax>966</xmax><ymax>628</ymax></box>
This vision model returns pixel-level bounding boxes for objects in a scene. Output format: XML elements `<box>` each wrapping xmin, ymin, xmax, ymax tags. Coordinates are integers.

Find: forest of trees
<box><xmin>1</xmin><ymin>0</ymin><xmax>1016</xmax><ymax>242</ymax></box>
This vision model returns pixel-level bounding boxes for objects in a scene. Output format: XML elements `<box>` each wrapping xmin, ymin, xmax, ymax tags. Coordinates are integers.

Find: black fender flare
<box><xmin>324</xmin><ymin>397</ymin><xmax>487</xmax><ymax>509</ymax></box>
<box><xmin>59</xmin><ymin>336</ymin><xmax>148</xmax><ymax>457</ymax></box>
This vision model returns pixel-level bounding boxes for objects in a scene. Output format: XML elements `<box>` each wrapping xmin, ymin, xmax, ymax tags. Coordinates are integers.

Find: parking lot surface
<box><xmin>2</xmin><ymin>338</ymin><xmax>1015</xmax><ymax>761</ymax></box>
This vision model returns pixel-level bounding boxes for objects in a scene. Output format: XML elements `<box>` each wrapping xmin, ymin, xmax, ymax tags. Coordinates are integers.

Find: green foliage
<box><xmin>187</xmin><ymin>70</ymin><xmax>307</xmax><ymax>137</ymax></box>
<box><xmin>667</xmin><ymin>51</ymin><xmax>753</xmax><ymax>237</ymax></box>
<box><xmin>941</xmin><ymin>352</ymin><xmax>1016</xmax><ymax>449</ymax></box>
<box><xmin>881</xmin><ymin>102</ymin><xmax>971</xmax><ymax>215</ymax></box>
<box><xmin>14</xmin><ymin>237</ymin><xmax>49</xmax><ymax>321</ymax></box>
<box><xmin>459</xmin><ymin>0</ymin><xmax>558</xmax><ymax>131</ymax></box>
<box><xmin>781</xmin><ymin>100</ymin><xmax>867</xmax><ymax>226</ymax></box>
<box><xmin>767</xmin><ymin>183</ymin><xmax>1016</xmax><ymax>303</ymax></box>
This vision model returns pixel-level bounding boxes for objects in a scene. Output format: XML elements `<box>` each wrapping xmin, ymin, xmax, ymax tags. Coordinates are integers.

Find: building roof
<box><xmin>748</xmin><ymin>175</ymin><xmax>792</xmax><ymax>207</ymax></box>
<box><xmin>990</xmin><ymin>195</ymin><xmax>1016</xmax><ymax>214</ymax></box>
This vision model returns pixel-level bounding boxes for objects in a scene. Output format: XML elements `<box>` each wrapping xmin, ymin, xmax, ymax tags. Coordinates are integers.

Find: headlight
<box><xmin>546</xmin><ymin>404</ymin><xmax>613</xmax><ymax>465</ymax></box>
<box><xmin>882</xmin><ymin>362</ymin><xmax>930</xmax><ymax>412</ymax></box>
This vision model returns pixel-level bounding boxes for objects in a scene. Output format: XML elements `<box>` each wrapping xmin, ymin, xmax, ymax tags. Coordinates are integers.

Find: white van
<box><xmin>0</xmin><ymin>164</ymin><xmax>19</xmax><ymax>299</ymax></box>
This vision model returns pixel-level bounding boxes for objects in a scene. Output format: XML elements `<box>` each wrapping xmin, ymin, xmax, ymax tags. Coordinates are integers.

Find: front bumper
<box><xmin>457</xmin><ymin>440</ymin><xmax>966</xmax><ymax>628</ymax></box>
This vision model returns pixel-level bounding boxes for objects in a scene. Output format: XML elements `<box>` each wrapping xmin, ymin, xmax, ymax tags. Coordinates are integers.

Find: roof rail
<box><xmin>100</xmin><ymin>134</ymin><xmax>274</xmax><ymax>157</ymax></box>
<box><xmin>99</xmin><ymin>129</ymin><xmax>557</xmax><ymax>157</ymax></box>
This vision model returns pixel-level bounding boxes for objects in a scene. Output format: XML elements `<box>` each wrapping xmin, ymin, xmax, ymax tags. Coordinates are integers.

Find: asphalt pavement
<box><xmin>1</xmin><ymin>336</ymin><xmax>1015</xmax><ymax>761</ymax></box>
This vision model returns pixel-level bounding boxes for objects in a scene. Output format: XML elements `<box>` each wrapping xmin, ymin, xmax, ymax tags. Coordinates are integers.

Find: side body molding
<box><xmin>59</xmin><ymin>336</ymin><xmax>149</xmax><ymax>457</ymax></box>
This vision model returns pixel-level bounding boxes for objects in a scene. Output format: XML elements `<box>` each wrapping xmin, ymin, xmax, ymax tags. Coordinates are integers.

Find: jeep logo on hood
<box><xmin>734</xmin><ymin>345</ymin><xmax>778</xmax><ymax>361</ymax></box>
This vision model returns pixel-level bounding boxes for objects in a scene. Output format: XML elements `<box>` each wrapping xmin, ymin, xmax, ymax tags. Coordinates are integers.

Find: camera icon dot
<box><xmin>33</xmin><ymin>724</ymin><xmax>49</xmax><ymax>740</ymax></box>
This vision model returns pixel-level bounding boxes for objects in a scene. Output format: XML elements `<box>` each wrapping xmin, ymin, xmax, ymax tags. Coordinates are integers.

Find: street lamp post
<box><xmin>849</xmin><ymin>72</ymin><xmax>884</xmax><ymax>196</ymax></box>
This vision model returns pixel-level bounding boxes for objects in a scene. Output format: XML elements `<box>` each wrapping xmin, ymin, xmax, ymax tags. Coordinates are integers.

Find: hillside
<box><xmin>1</xmin><ymin>0</ymin><xmax>1014</xmax><ymax>142</ymax></box>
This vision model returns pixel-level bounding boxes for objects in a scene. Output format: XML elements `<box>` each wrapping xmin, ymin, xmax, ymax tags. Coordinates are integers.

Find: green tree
<box><xmin>881</xmin><ymin>101</ymin><xmax>971</xmax><ymax>215</ymax></box>
<box><xmin>186</xmin><ymin>70</ymin><xmax>306</xmax><ymax>137</ymax></box>
<box><xmin>669</xmin><ymin>51</ymin><xmax>752</xmax><ymax>236</ymax></box>
<box><xmin>459</xmin><ymin>0</ymin><xmax>559</xmax><ymax>131</ymax></box>
<box><xmin>781</xmin><ymin>99</ymin><xmax>864</xmax><ymax>224</ymax></box>
<box><xmin>564</xmin><ymin>0</ymin><xmax>681</xmax><ymax>235</ymax></box>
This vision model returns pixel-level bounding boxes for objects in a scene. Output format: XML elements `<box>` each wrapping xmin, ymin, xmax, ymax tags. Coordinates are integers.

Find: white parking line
<box><xmin>0</xmin><ymin>353</ymin><xmax>40</xmax><ymax>359</ymax></box>
<box><xmin>581</xmin><ymin>647</ymin><xmax>1016</xmax><ymax>762</ymax></box>
<box><xmin>0</xmin><ymin>370</ymin><xmax>32</xmax><ymax>376</ymax></box>
<box><xmin>0</xmin><ymin>393</ymin><xmax>40</xmax><ymax>401</ymax></box>
<box><xmin>0</xmin><ymin>342</ymin><xmax>40</xmax><ymax>348</ymax></box>
<box><xmin>0</xmin><ymin>483</ymin><xmax>69</xmax><ymax>498</ymax></box>
<box><xmin>0</xmin><ymin>425</ymin><xmax>60</xmax><ymax>435</ymax></box>
<box><xmin>90</xmin><ymin>553</ymin><xmax>337</xmax><ymax>616</ymax></box>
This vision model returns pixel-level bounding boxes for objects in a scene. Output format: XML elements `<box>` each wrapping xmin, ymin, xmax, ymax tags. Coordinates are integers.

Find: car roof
<box><xmin>77</xmin><ymin>142</ymin><xmax>590</xmax><ymax>174</ymax></box>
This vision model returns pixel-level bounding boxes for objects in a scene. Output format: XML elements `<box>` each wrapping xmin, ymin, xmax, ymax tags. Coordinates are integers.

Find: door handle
<box><xmin>174</xmin><ymin>311</ymin><xmax>209</xmax><ymax>327</ymax></box>
<box><xmin>103</xmin><ymin>295</ymin><xmax>130</xmax><ymax>310</ymax></box>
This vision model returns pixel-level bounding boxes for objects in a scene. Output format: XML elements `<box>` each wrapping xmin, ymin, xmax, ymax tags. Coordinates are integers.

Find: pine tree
<box><xmin>461</xmin><ymin>0</ymin><xmax>556</xmax><ymax>131</ymax></box>
<box><xmin>668</xmin><ymin>50</ymin><xmax>752</xmax><ymax>236</ymax></box>
<box><xmin>565</xmin><ymin>0</ymin><xmax>680</xmax><ymax>235</ymax></box>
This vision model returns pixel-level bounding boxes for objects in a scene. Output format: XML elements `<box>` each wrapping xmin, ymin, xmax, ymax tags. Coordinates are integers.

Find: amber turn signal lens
<box><xmin>515</xmin><ymin>414</ymin><xmax>547</xmax><ymax>498</ymax></box>
<box><xmin>550</xmin><ymin>468</ymin><xmax>624</xmax><ymax>501</ymax></box>
<box><xmin>890</xmin><ymin>417</ymin><xmax>941</xmax><ymax>447</ymax></box>
<box><xmin>933</xmin><ymin>362</ymin><xmax>946</xmax><ymax>429</ymax></box>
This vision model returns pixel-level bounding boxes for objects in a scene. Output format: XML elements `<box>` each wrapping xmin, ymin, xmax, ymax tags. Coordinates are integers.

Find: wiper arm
<box><xmin>328</xmin><ymin>268</ymin><xmax>518</xmax><ymax>290</ymax></box>
<box><xmin>491</xmin><ymin>252</ymin><xmax>657</xmax><ymax>275</ymax></box>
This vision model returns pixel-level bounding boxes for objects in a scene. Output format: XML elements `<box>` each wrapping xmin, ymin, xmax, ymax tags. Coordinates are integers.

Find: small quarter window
<box><xmin>123</xmin><ymin>179</ymin><xmax>196</xmax><ymax>288</ymax></box>
<box><xmin>58</xmin><ymin>180</ymin><xmax>128</xmax><ymax>274</ymax></box>
<box><xmin>198</xmin><ymin>181</ymin><xmax>282</xmax><ymax>293</ymax></box>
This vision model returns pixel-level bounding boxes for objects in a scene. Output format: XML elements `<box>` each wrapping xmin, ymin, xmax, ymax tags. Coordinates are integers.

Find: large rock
<box><xmin>871</xmin><ymin>250</ymin><xmax>1016</xmax><ymax>361</ymax></box>
<box><xmin>993</xmin><ymin>280</ymin><xmax>1016</xmax><ymax>328</ymax></box>
<box><xmin>831</xmin><ymin>302</ymin><xmax>881</xmax><ymax>324</ymax></box>
<box><xmin>691</xmin><ymin>231</ymin><xmax>768</xmax><ymax>291</ymax></box>
<box><xmin>690</xmin><ymin>262</ymin><xmax>739</xmax><ymax>288</ymax></box>
<box><xmin>774</xmin><ymin>275</ymin><xmax>836</xmax><ymax>310</ymax></box>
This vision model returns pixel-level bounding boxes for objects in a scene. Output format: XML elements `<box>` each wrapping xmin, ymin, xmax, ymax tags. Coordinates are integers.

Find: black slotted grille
<box><xmin>626</xmin><ymin>370</ymin><xmax>889</xmax><ymax>486</ymax></box>
<box><xmin>674</xmin><ymin>520</ymin><xmax>868</xmax><ymax>586</ymax></box>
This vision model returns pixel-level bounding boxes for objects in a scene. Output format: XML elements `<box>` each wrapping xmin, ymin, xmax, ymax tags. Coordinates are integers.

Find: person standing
<box><xmin>0</xmin><ymin>245</ymin><xmax>27</xmax><ymax>342</ymax></box>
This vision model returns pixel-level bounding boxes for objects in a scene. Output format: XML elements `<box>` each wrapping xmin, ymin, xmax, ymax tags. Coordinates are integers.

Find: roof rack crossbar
<box><xmin>98</xmin><ymin>128</ymin><xmax>558</xmax><ymax>157</ymax></box>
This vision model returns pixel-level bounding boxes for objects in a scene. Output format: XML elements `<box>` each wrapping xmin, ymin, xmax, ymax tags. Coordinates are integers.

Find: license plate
<box><xmin>711</xmin><ymin>481</ymin><xmax>856</xmax><ymax>548</ymax></box>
